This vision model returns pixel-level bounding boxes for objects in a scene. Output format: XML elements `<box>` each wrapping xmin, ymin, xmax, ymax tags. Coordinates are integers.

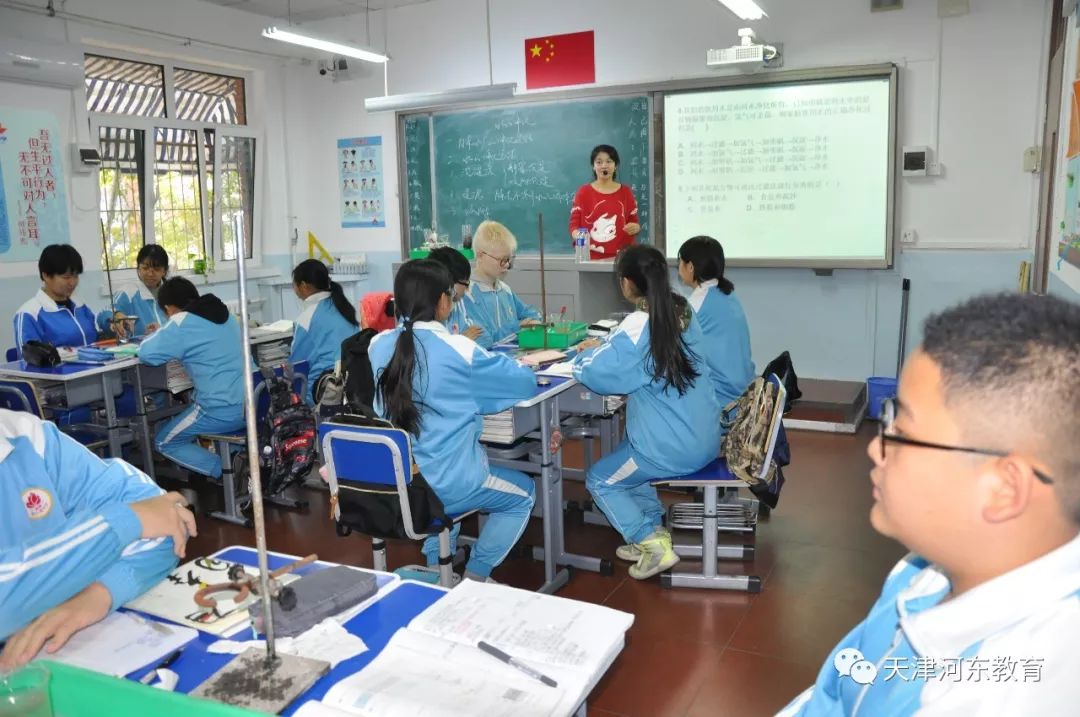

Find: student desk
<box><xmin>0</xmin><ymin>356</ymin><xmax>155</xmax><ymax>479</ymax></box>
<box><xmin>124</xmin><ymin>546</ymin><xmax>607</xmax><ymax>716</ymax></box>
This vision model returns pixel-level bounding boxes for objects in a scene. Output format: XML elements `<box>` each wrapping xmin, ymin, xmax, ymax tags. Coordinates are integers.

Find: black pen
<box><xmin>477</xmin><ymin>641</ymin><xmax>558</xmax><ymax>688</ymax></box>
<box><xmin>139</xmin><ymin>648</ymin><xmax>183</xmax><ymax>684</ymax></box>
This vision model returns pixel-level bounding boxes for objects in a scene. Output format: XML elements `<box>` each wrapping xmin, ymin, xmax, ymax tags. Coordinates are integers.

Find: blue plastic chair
<box><xmin>0</xmin><ymin>378</ymin><xmax>123</xmax><ymax>454</ymax></box>
<box><xmin>651</xmin><ymin>374</ymin><xmax>787</xmax><ymax>593</ymax></box>
<box><xmin>319</xmin><ymin>419</ymin><xmax>475</xmax><ymax>587</ymax></box>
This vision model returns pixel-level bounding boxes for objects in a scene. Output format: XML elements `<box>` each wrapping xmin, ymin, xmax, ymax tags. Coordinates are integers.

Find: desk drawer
<box><xmin>559</xmin><ymin>388</ymin><xmax>624</xmax><ymax>416</ymax></box>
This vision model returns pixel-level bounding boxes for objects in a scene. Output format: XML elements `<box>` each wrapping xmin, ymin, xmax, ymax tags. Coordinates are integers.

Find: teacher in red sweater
<box><xmin>568</xmin><ymin>144</ymin><xmax>640</xmax><ymax>260</ymax></box>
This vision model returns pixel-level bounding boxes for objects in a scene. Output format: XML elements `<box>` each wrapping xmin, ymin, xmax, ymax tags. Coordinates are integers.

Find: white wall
<box><xmin>283</xmin><ymin>0</ymin><xmax>1051</xmax><ymax>380</ymax></box>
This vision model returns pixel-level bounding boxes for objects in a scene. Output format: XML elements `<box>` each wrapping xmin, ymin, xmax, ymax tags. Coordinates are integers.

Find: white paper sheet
<box><xmin>207</xmin><ymin>618</ymin><xmax>368</xmax><ymax>668</ymax></box>
<box><xmin>34</xmin><ymin>612</ymin><xmax>196</xmax><ymax>676</ymax></box>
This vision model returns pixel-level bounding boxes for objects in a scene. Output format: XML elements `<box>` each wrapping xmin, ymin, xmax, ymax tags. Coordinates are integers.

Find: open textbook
<box><xmin>296</xmin><ymin>579</ymin><xmax>634</xmax><ymax>717</ymax></box>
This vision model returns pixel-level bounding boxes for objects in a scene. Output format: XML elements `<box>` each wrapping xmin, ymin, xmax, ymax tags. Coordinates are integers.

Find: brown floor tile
<box><xmin>685</xmin><ymin>649</ymin><xmax>820</xmax><ymax>717</ymax></box>
<box><xmin>603</xmin><ymin>576</ymin><xmax>752</xmax><ymax>646</ymax></box>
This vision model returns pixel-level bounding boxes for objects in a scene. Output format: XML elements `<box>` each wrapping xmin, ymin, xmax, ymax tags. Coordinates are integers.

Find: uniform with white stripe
<box><xmin>0</xmin><ymin>409</ymin><xmax>175</xmax><ymax>640</ymax></box>
<box><xmin>460</xmin><ymin>279</ymin><xmax>541</xmax><ymax>348</ymax></box>
<box><xmin>138</xmin><ymin>297</ymin><xmax>247</xmax><ymax>477</ymax></box>
<box><xmin>289</xmin><ymin>291</ymin><xmax>357</xmax><ymax>402</ymax></box>
<box><xmin>572</xmin><ymin>310</ymin><xmax>721</xmax><ymax>544</ymax></box>
<box><xmin>12</xmin><ymin>290</ymin><xmax>98</xmax><ymax>357</ymax></box>
<box><xmin>368</xmin><ymin>321</ymin><xmax>537</xmax><ymax>577</ymax></box>
<box><xmin>95</xmin><ymin>282</ymin><xmax>165</xmax><ymax>337</ymax></box>
<box><xmin>688</xmin><ymin>279</ymin><xmax>755</xmax><ymax>410</ymax></box>
<box><xmin>778</xmin><ymin>536</ymin><xmax>1080</xmax><ymax>716</ymax></box>
<box><xmin>445</xmin><ymin>297</ymin><xmax>472</xmax><ymax>336</ymax></box>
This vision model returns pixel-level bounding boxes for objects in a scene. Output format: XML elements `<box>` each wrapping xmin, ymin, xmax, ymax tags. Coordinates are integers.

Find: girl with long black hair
<box><xmin>572</xmin><ymin>244</ymin><xmax>721</xmax><ymax>579</ymax></box>
<box><xmin>290</xmin><ymin>259</ymin><xmax>359</xmax><ymax>403</ymax></box>
<box><xmin>677</xmin><ymin>236</ymin><xmax>755</xmax><ymax>408</ymax></box>
<box><xmin>369</xmin><ymin>259</ymin><xmax>538</xmax><ymax>582</ymax></box>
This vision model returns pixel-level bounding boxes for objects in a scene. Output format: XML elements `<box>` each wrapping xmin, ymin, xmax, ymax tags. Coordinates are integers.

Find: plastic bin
<box><xmin>866</xmin><ymin>376</ymin><xmax>898</xmax><ymax>420</ymax></box>
<box><xmin>408</xmin><ymin>247</ymin><xmax>474</xmax><ymax>260</ymax></box>
<box><xmin>40</xmin><ymin>661</ymin><xmax>262</xmax><ymax>717</ymax></box>
<box><xmin>518</xmin><ymin>322</ymin><xmax>587</xmax><ymax>349</ymax></box>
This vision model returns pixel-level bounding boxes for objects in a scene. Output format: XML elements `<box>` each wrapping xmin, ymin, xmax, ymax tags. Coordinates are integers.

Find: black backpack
<box><xmin>338</xmin><ymin>328</ymin><xmax>379</xmax><ymax>417</ymax></box>
<box><xmin>257</xmin><ymin>365</ymin><xmax>317</xmax><ymax>495</ymax></box>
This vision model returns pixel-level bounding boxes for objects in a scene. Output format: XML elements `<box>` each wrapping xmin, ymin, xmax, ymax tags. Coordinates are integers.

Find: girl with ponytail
<box><xmin>571</xmin><ymin>244</ymin><xmax>721</xmax><ymax>580</ymax></box>
<box><xmin>677</xmin><ymin>236</ymin><xmax>755</xmax><ymax>408</ymax></box>
<box><xmin>291</xmin><ymin>259</ymin><xmax>360</xmax><ymax>403</ymax></box>
<box><xmin>369</xmin><ymin>259</ymin><xmax>538</xmax><ymax>582</ymax></box>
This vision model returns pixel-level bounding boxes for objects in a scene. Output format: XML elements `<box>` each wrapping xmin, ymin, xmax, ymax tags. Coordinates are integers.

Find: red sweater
<box><xmin>568</xmin><ymin>183</ymin><xmax>639</xmax><ymax>259</ymax></box>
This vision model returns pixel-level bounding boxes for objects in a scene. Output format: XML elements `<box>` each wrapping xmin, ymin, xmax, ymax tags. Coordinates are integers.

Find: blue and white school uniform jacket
<box><xmin>689</xmin><ymin>279</ymin><xmax>755</xmax><ymax>408</ymax></box>
<box><xmin>572</xmin><ymin>309</ymin><xmax>721</xmax><ymax>474</ymax></box>
<box><xmin>368</xmin><ymin>321</ymin><xmax>536</xmax><ymax>504</ymax></box>
<box><xmin>13</xmin><ymin>289</ymin><xmax>98</xmax><ymax>356</ymax></box>
<box><xmin>96</xmin><ymin>282</ymin><xmax>165</xmax><ymax>337</ymax></box>
<box><xmin>461</xmin><ymin>279</ymin><xmax>542</xmax><ymax>348</ymax></box>
<box><xmin>137</xmin><ymin>294</ymin><xmax>247</xmax><ymax>416</ymax></box>
<box><xmin>290</xmin><ymin>291</ymin><xmax>357</xmax><ymax>383</ymax></box>
<box><xmin>0</xmin><ymin>409</ymin><xmax>176</xmax><ymax>640</ymax></box>
<box><xmin>778</xmin><ymin>536</ymin><xmax>1080</xmax><ymax>717</ymax></box>
<box><xmin>445</xmin><ymin>298</ymin><xmax>471</xmax><ymax>335</ymax></box>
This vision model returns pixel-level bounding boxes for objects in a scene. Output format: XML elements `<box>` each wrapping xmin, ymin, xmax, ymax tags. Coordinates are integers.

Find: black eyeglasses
<box><xmin>479</xmin><ymin>250</ymin><xmax>514</xmax><ymax>269</ymax></box>
<box><xmin>878</xmin><ymin>398</ymin><xmax>1053</xmax><ymax>484</ymax></box>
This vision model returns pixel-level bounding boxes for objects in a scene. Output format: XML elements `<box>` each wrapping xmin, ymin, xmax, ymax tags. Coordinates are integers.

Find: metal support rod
<box><xmin>234</xmin><ymin>227</ymin><xmax>277</xmax><ymax>661</ymax></box>
<box><xmin>896</xmin><ymin>278</ymin><xmax>910</xmax><ymax>378</ymax></box>
<box><xmin>538</xmin><ymin>213</ymin><xmax>548</xmax><ymax>349</ymax></box>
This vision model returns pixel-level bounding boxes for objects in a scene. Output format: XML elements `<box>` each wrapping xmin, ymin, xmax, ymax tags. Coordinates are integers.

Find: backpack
<box><xmin>721</xmin><ymin>376</ymin><xmax>785</xmax><ymax>507</ymax></box>
<box><xmin>339</xmin><ymin>328</ymin><xmax>379</xmax><ymax>417</ymax></box>
<box><xmin>257</xmin><ymin>365</ymin><xmax>317</xmax><ymax>495</ymax></box>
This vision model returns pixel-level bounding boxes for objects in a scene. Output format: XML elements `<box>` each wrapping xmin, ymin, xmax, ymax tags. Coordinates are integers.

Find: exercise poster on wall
<box><xmin>0</xmin><ymin>107</ymin><xmax>70</xmax><ymax>262</ymax></box>
<box><xmin>339</xmin><ymin>136</ymin><xmax>385</xmax><ymax>229</ymax></box>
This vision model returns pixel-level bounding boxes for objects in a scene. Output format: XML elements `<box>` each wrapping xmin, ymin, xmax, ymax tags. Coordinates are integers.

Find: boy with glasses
<box><xmin>779</xmin><ymin>292</ymin><xmax>1080</xmax><ymax>716</ymax></box>
<box><xmin>428</xmin><ymin>246</ymin><xmax>483</xmax><ymax>342</ymax></box>
<box><xmin>461</xmin><ymin>220</ymin><xmax>541</xmax><ymax>348</ymax></box>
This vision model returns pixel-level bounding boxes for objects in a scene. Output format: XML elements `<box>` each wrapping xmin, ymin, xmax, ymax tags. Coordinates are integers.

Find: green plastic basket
<box><xmin>40</xmin><ymin>661</ymin><xmax>263</xmax><ymax>717</ymax></box>
<box><xmin>518</xmin><ymin>322</ymin><xmax>587</xmax><ymax>349</ymax></box>
<box><xmin>408</xmin><ymin>247</ymin><xmax>474</xmax><ymax>260</ymax></box>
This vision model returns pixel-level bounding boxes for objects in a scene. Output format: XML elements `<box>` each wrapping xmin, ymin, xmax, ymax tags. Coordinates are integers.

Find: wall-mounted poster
<box><xmin>0</xmin><ymin>107</ymin><xmax>70</xmax><ymax>261</ymax></box>
<box><xmin>339</xmin><ymin>136</ymin><xmax>385</xmax><ymax>229</ymax></box>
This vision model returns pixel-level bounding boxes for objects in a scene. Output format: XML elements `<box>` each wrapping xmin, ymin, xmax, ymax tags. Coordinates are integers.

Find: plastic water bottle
<box><xmin>575</xmin><ymin>228</ymin><xmax>589</xmax><ymax>262</ymax></box>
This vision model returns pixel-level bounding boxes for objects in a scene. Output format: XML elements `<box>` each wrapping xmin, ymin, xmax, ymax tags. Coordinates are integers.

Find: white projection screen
<box><xmin>662</xmin><ymin>69</ymin><xmax>896</xmax><ymax>268</ymax></box>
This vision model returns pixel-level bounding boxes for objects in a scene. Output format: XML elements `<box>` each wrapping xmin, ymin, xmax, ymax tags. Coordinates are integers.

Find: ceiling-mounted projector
<box><xmin>707</xmin><ymin>28</ymin><xmax>780</xmax><ymax>67</ymax></box>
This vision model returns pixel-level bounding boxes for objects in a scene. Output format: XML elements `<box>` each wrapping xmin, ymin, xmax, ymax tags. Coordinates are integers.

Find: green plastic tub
<box><xmin>518</xmin><ymin>322</ymin><xmax>587</xmax><ymax>349</ymax></box>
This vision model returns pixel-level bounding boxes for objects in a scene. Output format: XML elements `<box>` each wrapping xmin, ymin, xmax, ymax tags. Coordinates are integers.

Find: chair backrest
<box><xmin>5</xmin><ymin>348</ymin><xmax>17</xmax><ymax>362</ymax></box>
<box><xmin>319</xmin><ymin>419</ymin><xmax>422</xmax><ymax>537</ymax></box>
<box><xmin>0</xmin><ymin>379</ymin><xmax>44</xmax><ymax>417</ymax></box>
<box><xmin>253</xmin><ymin>361</ymin><xmax>309</xmax><ymax>420</ymax></box>
<box><xmin>757</xmin><ymin>374</ymin><xmax>787</xmax><ymax>484</ymax></box>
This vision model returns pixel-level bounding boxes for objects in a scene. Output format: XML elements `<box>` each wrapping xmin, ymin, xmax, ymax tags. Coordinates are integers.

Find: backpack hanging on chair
<box><xmin>257</xmin><ymin>364</ymin><xmax>317</xmax><ymax>495</ymax></box>
<box><xmin>720</xmin><ymin>375</ymin><xmax>788</xmax><ymax>509</ymax></box>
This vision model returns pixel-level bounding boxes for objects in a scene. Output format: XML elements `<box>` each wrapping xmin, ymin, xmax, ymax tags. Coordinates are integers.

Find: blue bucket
<box><xmin>866</xmin><ymin>377</ymin><xmax>898</xmax><ymax>420</ymax></box>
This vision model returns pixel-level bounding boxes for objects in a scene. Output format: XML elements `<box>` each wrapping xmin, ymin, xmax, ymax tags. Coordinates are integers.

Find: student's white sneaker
<box><xmin>615</xmin><ymin>544</ymin><xmax>642</xmax><ymax>562</ymax></box>
<box><xmin>628</xmin><ymin>530</ymin><xmax>680</xmax><ymax>580</ymax></box>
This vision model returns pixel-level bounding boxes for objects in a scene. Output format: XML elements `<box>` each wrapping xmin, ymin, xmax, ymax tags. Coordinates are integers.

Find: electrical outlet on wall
<box><xmin>901</xmin><ymin>229</ymin><xmax>917</xmax><ymax>244</ymax></box>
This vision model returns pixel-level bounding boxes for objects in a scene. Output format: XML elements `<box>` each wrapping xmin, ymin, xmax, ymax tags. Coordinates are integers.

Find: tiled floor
<box><xmin>184</xmin><ymin>423</ymin><xmax>904</xmax><ymax>717</ymax></box>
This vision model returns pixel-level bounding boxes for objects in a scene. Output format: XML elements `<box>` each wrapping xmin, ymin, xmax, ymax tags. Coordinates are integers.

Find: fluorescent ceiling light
<box><xmin>365</xmin><ymin>83</ymin><xmax>517</xmax><ymax>113</ymax></box>
<box><xmin>262</xmin><ymin>26</ymin><xmax>388</xmax><ymax>63</ymax></box>
<box><xmin>716</xmin><ymin>0</ymin><xmax>768</xmax><ymax>21</ymax></box>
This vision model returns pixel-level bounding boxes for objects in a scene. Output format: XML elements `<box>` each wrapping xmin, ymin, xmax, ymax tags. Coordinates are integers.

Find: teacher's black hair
<box><xmin>615</xmin><ymin>245</ymin><xmax>699</xmax><ymax>395</ymax></box>
<box><xmin>590</xmin><ymin>144</ymin><xmax>620</xmax><ymax>180</ymax></box>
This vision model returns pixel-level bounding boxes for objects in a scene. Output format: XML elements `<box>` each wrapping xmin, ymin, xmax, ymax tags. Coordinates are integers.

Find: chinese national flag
<box><xmin>524</xmin><ymin>31</ymin><xmax>595</xmax><ymax>90</ymax></box>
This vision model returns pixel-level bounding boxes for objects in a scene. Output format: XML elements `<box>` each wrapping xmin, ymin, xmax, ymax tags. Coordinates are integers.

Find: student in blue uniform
<box><xmin>96</xmin><ymin>244</ymin><xmax>170</xmax><ymax>337</ymax></box>
<box><xmin>0</xmin><ymin>409</ymin><xmax>196</xmax><ymax>669</ymax></box>
<box><xmin>13</xmin><ymin>245</ymin><xmax>126</xmax><ymax>356</ymax></box>
<box><xmin>461</xmin><ymin>220</ymin><xmax>541</xmax><ymax>348</ymax></box>
<box><xmin>369</xmin><ymin>260</ymin><xmax>537</xmax><ymax>582</ymax></box>
<box><xmin>572</xmin><ymin>245</ymin><xmax>721</xmax><ymax>579</ymax></box>
<box><xmin>289</xmin><ymin>259</ymin><xmax>359</xmax><ymax>403</ymax></box>
<box><xmin>427</xmin><ymin>246</ymin><xmax>483</xmax><ymax>342</ymax></box>
<box><xmin>779</xmin><ymin>293</ymin><xmax>1080</xmax><ymax>717</ymax></box>
<box><xmin>137</xmin><ymin>277</ymin><xmax>246</xmax><ymax>478</ymax></box>
<box><xmin>677</xmin><ymin>236</ymin><xmax>754</xmax><ymax>409</ymax></box>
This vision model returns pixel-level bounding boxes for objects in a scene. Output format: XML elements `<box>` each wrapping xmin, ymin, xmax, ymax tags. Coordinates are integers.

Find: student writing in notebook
<box><xmin>778</xmin><ymin>293</ymin><xmax>1080</xmax><ymax>716</ymax></box>
<box><xmin>369</xmin><ymin>260</ymin><xmax>537</xmax><ymax>582</ymax></box>
<box><xmin>572</xmin><ymin>245</ymin><xmax>721</xmax><ymax>579</ymax></box>
<box><xmin>461</xmin><ymin>220</ymin><xmax>541</xmax><ymax>348</ymax></box>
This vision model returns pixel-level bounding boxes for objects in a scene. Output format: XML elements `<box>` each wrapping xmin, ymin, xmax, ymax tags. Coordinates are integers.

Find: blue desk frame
<box><xmin>125</xmin><ymin>546</ymin><xmax>434</xmax><ymax>716</ymax></box>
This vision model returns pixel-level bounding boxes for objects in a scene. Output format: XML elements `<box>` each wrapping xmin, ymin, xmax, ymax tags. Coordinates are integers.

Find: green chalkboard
<box><xmin>403</xmin><ymin>115</ymin><xmax>433</xmax><ymax>247</ymax></box>
<box><xmin>403</xmin><ymin>96</ymin><xmax>651</xmax><ymax>254</ymax></box>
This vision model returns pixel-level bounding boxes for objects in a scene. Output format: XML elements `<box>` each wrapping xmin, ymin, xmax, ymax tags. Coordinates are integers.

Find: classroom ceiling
<box><xmin>204</xmin><ymin>0</ymin><xmax>433</xmax><ymax>24</ymax></box>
